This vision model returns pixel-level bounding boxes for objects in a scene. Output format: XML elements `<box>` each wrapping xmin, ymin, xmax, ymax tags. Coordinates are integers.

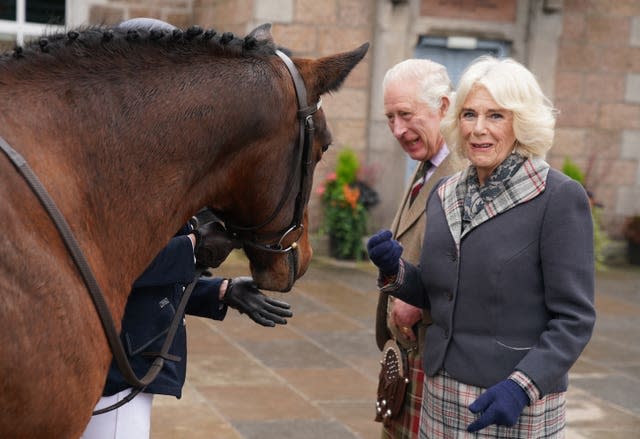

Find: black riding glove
<box><xmin>190</xmin><ymin>209</ymin><xmax>239</xmax><ymax>269</ymax></box>
<box><xmin>223</xmin><ymin>277</ymin><xmax>293</xmax><ymax>327</ymax></box>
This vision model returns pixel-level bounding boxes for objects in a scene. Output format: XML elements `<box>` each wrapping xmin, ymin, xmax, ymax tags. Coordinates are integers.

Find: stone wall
<box><xmin>88</xmin><ymin>0</ymin><xmax>195</xmax><ymax>27</ymax></box>
<box><xmin>549</xmin><ymin>0</ymin><xmax>640</xmax><ymax>237</ymax></box>
<box><xmin>76</xmin><ymin>0</ymin><xmax>640</xmax><ymax>238</ymax></box>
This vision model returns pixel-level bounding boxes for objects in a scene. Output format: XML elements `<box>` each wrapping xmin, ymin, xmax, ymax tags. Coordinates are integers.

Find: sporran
<box><xmin>374</xmin><ymin>339</ymin><xmax>409</xmax><ymax>425</ymax></box>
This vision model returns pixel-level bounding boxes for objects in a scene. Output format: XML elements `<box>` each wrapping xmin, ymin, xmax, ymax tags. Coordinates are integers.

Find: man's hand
<box><xmin>367</xmin><ymin>230</ymin><xmax>403</xmax><ymax>277</ymax></box>
<box><xmin>391</xmin><ymin>299</ymin><xmax>422</xmax><ymax>341</ymax></box>
<box><xmin>223</xmin><ymin>277</ymin><xmax>293</xmax><ymax>327</ymax></box>
<box><xmin>467</xmin><ymin>379</ymin><xmax>529</xmax><ymax>432</ymax></box>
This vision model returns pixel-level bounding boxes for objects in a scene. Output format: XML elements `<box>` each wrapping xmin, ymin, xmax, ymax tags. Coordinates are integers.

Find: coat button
<box><xmin>443</xmin><ymin>328</ymin><xmax>449</xmax><ymax>338</ymax></box>
<box><xmin>446</xmin><ymin>292</ymin><xmax>453</xmax><ymax>301</ymax></box>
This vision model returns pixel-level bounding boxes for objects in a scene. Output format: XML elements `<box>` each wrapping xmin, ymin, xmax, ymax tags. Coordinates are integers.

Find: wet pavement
<box><xmin>150</xmin><ymin>251</ymin><xmax>640</xmax><ymax>438</ymax></box>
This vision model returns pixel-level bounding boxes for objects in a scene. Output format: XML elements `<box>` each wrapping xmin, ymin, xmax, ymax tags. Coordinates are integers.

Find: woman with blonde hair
<box><xmin>367</xmin><ymin>55</ymin><xmax>596</xmax><ymax>437</ymax></box>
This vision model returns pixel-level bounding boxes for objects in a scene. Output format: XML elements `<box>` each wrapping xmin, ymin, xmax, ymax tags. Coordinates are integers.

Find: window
<box><xmin>0</xmin><ymin>0</ymin><xmax>66</xmax><ymax>47</ymax></box>
<box><xmin>415</xmin><ymin>36</ymin><xmax>510</xmax><ymax>86</ymax></box>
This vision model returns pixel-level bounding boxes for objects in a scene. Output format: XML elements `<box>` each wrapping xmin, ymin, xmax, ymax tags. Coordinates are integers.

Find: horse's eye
<box><xmin>322</xmin><ymin>143</ymin><xmax>331</xmax><ymax>153</ymax></box>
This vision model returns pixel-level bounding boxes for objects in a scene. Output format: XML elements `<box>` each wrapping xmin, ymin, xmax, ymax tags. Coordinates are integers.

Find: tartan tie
<box><xmin>409</xmin><ymin>161</ymin><xmax>432</xmax><ymax>206</ymax></box>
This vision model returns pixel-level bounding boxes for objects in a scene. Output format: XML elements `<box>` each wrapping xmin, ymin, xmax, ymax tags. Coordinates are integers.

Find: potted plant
<box><xmin>623</xmin><ymin>215</ymin><xmax>640</xmax><ymax>265</ymax></box>
<box><xmin>318</xmin><ymin>148</ymin><xmax>378</xmax><ymax>260</ymax></box>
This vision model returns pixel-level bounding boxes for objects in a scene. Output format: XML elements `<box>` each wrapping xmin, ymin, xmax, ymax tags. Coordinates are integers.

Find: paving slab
<box><xmin>150</xmin><ymin>253</ymin><xmax>640</xmax><ymax>438</ymax></box>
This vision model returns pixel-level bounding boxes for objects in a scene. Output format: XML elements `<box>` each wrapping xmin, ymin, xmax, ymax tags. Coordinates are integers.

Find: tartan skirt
<box><xmin>420</xmin><ymin>370</ymin><xmax>566</xmax><ymax>438</ymax></box>
<box><xmin>380</xmin><ymin>347</ymin><xmax>424</xmax><ymax>439</ymax></box>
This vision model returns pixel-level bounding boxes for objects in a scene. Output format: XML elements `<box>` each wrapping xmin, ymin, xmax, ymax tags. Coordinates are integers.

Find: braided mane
<box><xmin>1</xmin><ymin>24</ymin><xmax>277</xmax><ymax>65</ymax></box>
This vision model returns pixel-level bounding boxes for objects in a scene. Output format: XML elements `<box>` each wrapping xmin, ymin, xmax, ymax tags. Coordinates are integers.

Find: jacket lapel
<box><xmin>439</xmin><ymin>157</ymin><xmax>550</xmax><ymax>250</ymax></box>
<box><xmin>465</xmin><ymin>157</ymin><xmax>549</xmax><ymax>234</ymax></box>
<box><xmin>395</xmin><ymin>156</ymin><xmax>459</xmax><ymax>240</ymax></box>
<box><xmin>438</xmin><ymin>169</ymin><xmax>466</xmax><ymax>251</ymax></box>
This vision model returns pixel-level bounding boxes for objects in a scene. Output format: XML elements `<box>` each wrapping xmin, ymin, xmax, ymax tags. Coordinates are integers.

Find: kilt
<box><xmin>381</xmin><ymin>347</ymin><xmax>424</xmax><ymax>439</ymax></box>
<box><xmin>420</xmin><ymin>370</ymin><xmax>566</xmax><ymax>438</ymax></box>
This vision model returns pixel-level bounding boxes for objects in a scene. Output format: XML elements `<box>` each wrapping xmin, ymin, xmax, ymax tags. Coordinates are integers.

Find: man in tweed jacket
<box><xmin>375</xmin><ymin>59</ymin><xmax>464</xmax><ymax>439</ymax></box>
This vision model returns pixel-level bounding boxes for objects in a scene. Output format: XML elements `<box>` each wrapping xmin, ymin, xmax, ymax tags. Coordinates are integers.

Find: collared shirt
<box><xmin>425</xmin><ymin>143</ymin><xmax>449</xmax><ymax>183</ymax></box>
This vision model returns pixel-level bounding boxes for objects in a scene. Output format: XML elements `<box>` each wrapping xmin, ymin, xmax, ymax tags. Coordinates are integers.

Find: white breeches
<box><xmin>81</xmin><ymin>390</ymin><xmax>154</xmax><ymax>439</ymax></box>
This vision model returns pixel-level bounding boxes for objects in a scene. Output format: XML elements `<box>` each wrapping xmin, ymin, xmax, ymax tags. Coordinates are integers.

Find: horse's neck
<box><xmin>0</xmin><ymin>60</ymin><xmax>279</xmax><ymax>299</ymax></box>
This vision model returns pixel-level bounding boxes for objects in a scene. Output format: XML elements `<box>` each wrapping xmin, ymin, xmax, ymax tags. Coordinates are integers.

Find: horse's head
<box><xmin>213</xmin><ymin>25</ymin><xmax>368</xmax><ymax>292</ymax></box>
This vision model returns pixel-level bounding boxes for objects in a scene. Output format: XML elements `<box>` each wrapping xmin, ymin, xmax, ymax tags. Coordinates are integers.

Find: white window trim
<box><xmin>0</xmin><ymin>0</ymin><xmax>67</xmax><ymax>45</ymax></box>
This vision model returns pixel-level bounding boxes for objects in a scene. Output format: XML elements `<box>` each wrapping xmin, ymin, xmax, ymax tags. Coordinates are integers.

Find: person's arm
<box><xmin>514</xmin><ymin>177</ymin><xmax>596</xmax><ymax>396</ymax></box>
<box><xmin>367</xmin><ymin>230</ymin><xmax>428</xmax><ymax>309</ymax></box>
<box><xmin>132</xmin><ymin>235</ymin><xmax>195</xmax><ymax>288</ymax></box>
<box><xmin>187</xmin><ymin>276</ymin><xmax>292</xmax><ymax>326</ymax></box>
<box><xmin>384</xmin><ymin>259</ymin><xmax>429</xmax><ymax>309</ymax></box>
<box><xmin>186</xmin><ymin>277</ymin><xmax>227</xmax><ymax>320</ymax></box>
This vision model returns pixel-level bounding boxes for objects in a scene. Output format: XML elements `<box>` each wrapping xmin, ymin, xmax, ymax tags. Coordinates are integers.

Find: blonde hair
<box><xmin>440</xmin><ymin>55</ymin><xmax>557</xmax><ymax>159</ymax></box>
<box><xmin>383</xmin><ymin>59</ymin><xmax>454</xmax><ymax>111</ymax></box>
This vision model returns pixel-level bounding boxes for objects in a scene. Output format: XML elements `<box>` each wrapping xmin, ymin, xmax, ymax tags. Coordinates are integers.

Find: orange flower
<box><xmin>342</xmin><ymin>184</ymin><xmax>360</xmax><ymax>209</ymax></box>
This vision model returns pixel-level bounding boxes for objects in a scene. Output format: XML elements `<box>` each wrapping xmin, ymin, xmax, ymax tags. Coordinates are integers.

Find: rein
<box><xmin>0</xmin><ymin>48</ymin><xmax>317</xmax><ymax>414</ymax></box>
<box><xmin>0</xmin><ymin>135</ymin><xmax>199</xmax><ymax>415</ymax></box>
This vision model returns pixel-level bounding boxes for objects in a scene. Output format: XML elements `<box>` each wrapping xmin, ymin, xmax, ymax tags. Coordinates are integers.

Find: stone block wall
<box><xmin>88</xmin><ymin>0</ymin><xmax>195</xmax><ymax>27</ymax></box>
<box><xmin>550</xmin><ymin>0</ymin><xmax>640</xmax><ymax>237</ymax></box>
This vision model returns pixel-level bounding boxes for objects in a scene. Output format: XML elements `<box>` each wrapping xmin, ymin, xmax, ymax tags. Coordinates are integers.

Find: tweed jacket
<box><xmin>392</xmin><ymin>166</ymin><xmax>596</xmax><ymax>396</ymax></box>
<box><xmin>374</xmin><ymin>151</ymin><xmax>464</xmax><ymax>351</ymax></box>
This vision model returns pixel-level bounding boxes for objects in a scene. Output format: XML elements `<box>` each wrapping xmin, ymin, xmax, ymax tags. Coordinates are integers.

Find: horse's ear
<box><xmin>247</xmin><ymin>23</ymin><xmax>274</xmax><ymax>45</ymax></box>
<box><xmin>308</xmin><ymin>43</ymin><xmax>370</xmax><ymax>95</ymax></box>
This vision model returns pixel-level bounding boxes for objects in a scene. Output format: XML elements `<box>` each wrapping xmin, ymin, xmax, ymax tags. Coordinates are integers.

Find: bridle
<box><xmin>216</xmin><ymin>49</ymin><xmax>321</xmax><ymax>255</ymax></box>
<box><xmin>0</xmin><ymin>48</ymin><xmax>320</xmax><ymax>413</ymax></box>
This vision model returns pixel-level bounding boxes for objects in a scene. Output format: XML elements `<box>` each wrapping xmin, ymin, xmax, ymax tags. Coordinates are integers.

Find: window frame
<box><xmin>0</xmin><ymin>0</ymin><xmax>67</xmax><ymax>46</ymax></box>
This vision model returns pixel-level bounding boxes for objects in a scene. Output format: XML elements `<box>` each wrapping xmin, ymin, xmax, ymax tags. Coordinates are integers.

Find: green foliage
<box><xmin>320</xmin><ymin>148</ymin><xmax>369</xmax><ymax>260</ymax></box>
<box><xmin>592</xmin><ymin>206</ymin><xmax>609</xmax><ymax>270</ymax></box>
<box><xmin>335</xmin><ymin>148</ymin><xmax>360</xmax><ymax>184</ymax></box>
<box><xmin>325</xmin><ymin>200</ymin><xmax>367</xmax><ymax>260</ymax></box>
<box><xmin>562</xmin><ymin>157</ymin><xmax>585</xmax><ymax>185</ymax></box>
<box><xmin>561</xmin><ymin>156</ymin><xmax>608</xmax><ymax>270</ymax></box>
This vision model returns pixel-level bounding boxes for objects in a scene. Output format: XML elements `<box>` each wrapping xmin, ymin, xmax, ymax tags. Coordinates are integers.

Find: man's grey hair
<box><xmin>382</xmin><ymin>59</ymin><xmax>454</xmax><ymax>110</ymax></box>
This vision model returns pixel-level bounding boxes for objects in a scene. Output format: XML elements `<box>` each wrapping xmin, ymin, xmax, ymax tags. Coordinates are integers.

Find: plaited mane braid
<box><xmin>2</xmin><ymin>23</ymin><xmax>276</xmax><ymax>61</ymax></box>
<box><xmin>185</xmin><ymin>26</ymin><xmax>203</xmax><ymax>40</ymax></box>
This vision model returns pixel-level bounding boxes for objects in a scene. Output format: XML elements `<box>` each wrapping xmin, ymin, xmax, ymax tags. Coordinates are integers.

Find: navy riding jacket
<box><xmin>103</xmin><ymin>230</ymin><xmax>227</xmax><ymax>398</ymax></box>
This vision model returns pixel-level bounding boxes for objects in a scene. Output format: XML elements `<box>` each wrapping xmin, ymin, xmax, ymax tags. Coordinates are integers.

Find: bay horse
<box><xmin>0</xmin><ymin>21</ymin><xmax>368</xmax><ymax>438</ymax></box>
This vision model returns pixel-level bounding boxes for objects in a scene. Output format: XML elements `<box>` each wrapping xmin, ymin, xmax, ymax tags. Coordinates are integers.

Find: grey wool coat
<box><xmin>393</xmin><ymin>167</ymin><xmax>596</xmax><ymax>397</ymax></box>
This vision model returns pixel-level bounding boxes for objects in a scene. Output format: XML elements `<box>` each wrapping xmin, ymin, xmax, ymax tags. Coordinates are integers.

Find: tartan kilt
<box><xmin>380</xmin><ymin>347</ymin><xmax>424</xmax><ymax>439</ymax></box>
<box><xmin>420</xmin><ymin>370</ymin><xmax>566</xmax><ymax>439</ymax></box>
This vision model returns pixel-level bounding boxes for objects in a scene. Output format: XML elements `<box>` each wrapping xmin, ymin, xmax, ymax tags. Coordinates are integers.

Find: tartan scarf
<box><xmin>462</xmin><ymin>152</ymin><xmax>527</xmax><ymax>231</ymax></box>
<box><xmin>438</xmin><ymin>153</ymin><xmax>550</xmax><ymax>251</ymax></box>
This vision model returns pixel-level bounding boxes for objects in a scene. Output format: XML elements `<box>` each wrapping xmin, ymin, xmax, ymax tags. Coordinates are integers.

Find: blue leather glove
<box><xmin>467</xmin><ymin>379</ymin><xmax>529</xmax><ymax>432</ymax></box>
<box><xmin>366</xmin><ymin>230</ymin><xmax>403</xmax><ymax>277</ymax></box>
